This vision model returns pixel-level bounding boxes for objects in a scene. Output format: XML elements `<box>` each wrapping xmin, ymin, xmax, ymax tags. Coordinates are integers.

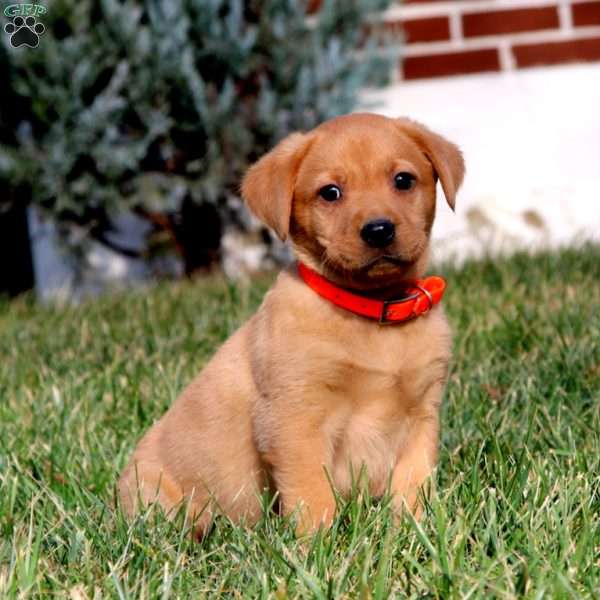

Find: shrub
<box><xmin>0</xmin><ymin>0</ymin><xmax>393</xmax><ymax>276</ymax></box>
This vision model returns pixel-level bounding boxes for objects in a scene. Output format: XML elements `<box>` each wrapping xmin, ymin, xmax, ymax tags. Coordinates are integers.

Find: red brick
<box><xmin>307</xmin><ymin>0</ymin><xmax>321</xmax><ymax>13</ymax></box>
<box><xmin>513</xmin><ymin>37</ymin><xmax>600</xmax><ymax>67</ymax></box>
<box><xmin>385</xmin><ymin>16</ymin><xmax>451</xmax><ymax>43</ymax></box>
<box><xmin>463</xmin><ymin>7</ymin><xmax>559</xmax><ymax>37</ymax></box>
<box><xmin>403</xmin><ymin>48</ymin><xmax>500</xmax><ymax>79</ymax></box>
<box><xmin>573</xmin><ymin>1</ymin><xmax>600</xmax><ymax>26</ymax></box>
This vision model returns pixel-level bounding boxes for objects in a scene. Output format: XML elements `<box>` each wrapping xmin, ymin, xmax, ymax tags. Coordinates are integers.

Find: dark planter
<box><xmin>0</xmin><ymin>187</ymin><xmax>34</xmax><ymax>298</ymax></box>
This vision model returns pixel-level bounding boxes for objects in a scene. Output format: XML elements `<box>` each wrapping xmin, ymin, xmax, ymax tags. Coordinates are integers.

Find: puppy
<box><xmin>119</xmin><ymin>113</ymin><xmax>464</xmax><ymax>536</ymax></box>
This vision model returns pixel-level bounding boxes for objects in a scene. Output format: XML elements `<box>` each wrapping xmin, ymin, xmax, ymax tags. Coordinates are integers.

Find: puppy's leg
<box><xmin>270</xmin><ymin>420</ymin><xmax>336</xmax><ymax>536</ymax></box>
<box><xmin>119</xmin><ymin>418</ymin><xmax>267</xmax><ymax>538</ymax></box>
<box><xmin>118</xmin><ymin>460</ymin><xmax>204</xmax><ymax>522</ymax></box>
<box><xmin>118</xmin><ymin>461</ymin><xmax>227</xmax><ymax>538</ymax></box>
<box><xmin>391</xmin><ymin>405</ymin><xmax>440</xmax><ymax>521</ymax></box>
<box><xmin>119</xmin><ymin>452</ymin><xmax>266</xmax><ymax>539</ymax></box>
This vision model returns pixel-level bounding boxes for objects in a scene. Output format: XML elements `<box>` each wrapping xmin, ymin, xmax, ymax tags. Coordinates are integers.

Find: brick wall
<box><xmin>381</xmin><ymin>0</ymin><xmax>600</xmax><ymax>79</ymax></box>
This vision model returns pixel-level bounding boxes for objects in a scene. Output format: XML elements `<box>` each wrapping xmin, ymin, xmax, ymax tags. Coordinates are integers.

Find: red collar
<box><xmin>297</xmin><ymin>262</ymin><xmax>446</xmax><ymax>324</ymax></box>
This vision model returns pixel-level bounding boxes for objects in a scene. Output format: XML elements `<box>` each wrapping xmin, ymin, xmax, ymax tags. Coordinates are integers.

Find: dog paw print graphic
<box><xmin>4</xmin><ymin>16</ymin><xmax>45</xmax><ymax>48</ymax></box>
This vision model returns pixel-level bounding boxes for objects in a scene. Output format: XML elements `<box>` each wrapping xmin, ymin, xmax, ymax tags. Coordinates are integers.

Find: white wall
<box><xmin>365</xmin><ymin>62</ymin><xmax>600</xmax><ymax>262</ymax></box>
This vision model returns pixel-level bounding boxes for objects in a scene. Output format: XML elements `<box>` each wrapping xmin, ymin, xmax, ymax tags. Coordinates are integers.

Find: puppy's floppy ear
<box><xmin>241</xmin><ymin>132</ymin><xmax>313</xmax><ymax>241</ymax></box>
<box><xmin>397</xmin><ymin>118</ymin><xmax>465</xmax><ymax>211</ymax></box>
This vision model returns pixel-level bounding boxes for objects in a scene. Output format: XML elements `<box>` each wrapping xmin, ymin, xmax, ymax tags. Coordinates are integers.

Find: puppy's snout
<box><xmin>360</xmin><ymin>219</ymin><xmax>395</xmax><ymax>248</ymax></box>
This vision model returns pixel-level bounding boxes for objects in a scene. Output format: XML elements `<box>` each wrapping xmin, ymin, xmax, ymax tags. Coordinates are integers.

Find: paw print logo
<box><xmin>4</xmin><ymin>16</ymin><xmax>45</xmax><ymax>48</ymax></box>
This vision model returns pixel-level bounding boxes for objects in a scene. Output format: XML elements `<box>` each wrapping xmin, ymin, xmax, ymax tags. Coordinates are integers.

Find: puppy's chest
<box><xmin>323</xmin><ymin>391</ymin><xmax>410</xmax><ymax>496</ymax></box>
<box><xmin>315</xmin><ymin>319</ymin><xmax>449</xmax><ymax>495</ymax></box>
<box><xmin>315</xmin><ymin>319</ymin><xmax>445</xmax><ymax>403</ymax></box>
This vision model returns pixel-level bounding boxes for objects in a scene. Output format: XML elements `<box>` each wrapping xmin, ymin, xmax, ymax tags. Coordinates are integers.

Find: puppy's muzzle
<box><xmin>360</xmin><ymin>219</ymin><xmax>395</xmax><ymax>248</ymax></box>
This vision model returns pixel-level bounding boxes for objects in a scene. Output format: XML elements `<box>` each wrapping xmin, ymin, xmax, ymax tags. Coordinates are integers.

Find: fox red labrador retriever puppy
<box><xmin>119</xmin><ymin>113</ymin><xmax>465</xmax><ymax>536</ymax></box>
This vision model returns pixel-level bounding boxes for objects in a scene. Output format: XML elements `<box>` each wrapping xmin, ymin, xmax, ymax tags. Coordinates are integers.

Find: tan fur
<box><xmin>119</xmin><ymin>113</ymin><xmax>465</xmax><ymax>536</ymax></box>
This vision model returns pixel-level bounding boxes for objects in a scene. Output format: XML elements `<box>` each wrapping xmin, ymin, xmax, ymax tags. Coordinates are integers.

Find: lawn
<box><xmin>1</xmin><ymin>245</ymin><xmax>599</xmax><ymax>599</ymax></box>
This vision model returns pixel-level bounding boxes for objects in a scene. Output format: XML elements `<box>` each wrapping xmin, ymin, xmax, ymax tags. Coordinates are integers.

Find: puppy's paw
<box><xmin>392</xmin><ymin>498</ymin><xmax>424</xmax><ymax>526</ymax></box>
<box><xmin>391</xmin><ymin>482</ymin><xmax>432</xmax><ymax>525</ymax></box>
<box><xmin>293</xmin><ymin>502</ymin><xmax>335</xmax><ymax>538</ymax></box>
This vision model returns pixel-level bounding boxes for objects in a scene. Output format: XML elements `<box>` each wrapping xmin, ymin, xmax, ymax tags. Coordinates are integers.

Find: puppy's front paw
<box><xmin>293</xmin><ymin>500</ymin><xmax>336</xmax><ymax>538</ymax></box>
<box><xmin>392</xmin><ymin>478</ymin><xmax>434</xmax><ymax>524</ymax></box>
<box><xmin>392</xmin><ymin>494</ymin><xmax>424</xmax><ymax>524</ymax></box>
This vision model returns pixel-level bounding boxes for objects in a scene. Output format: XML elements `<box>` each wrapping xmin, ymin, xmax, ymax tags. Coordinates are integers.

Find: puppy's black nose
<box><xmin>360</xmin><ymin>219</ymin><xmax>395</xmax><ymax>248</ymax></box>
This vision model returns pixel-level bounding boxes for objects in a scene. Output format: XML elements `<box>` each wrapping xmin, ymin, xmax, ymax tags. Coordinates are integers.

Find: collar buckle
<box><xmin>379</xmin><ymin>292</ymin><xmax>417</xmax><ymax>324</ymax></box>
<box><xmin>379</xmin><ymin>284</ymin><xmax>434</xmax><ymax>324</ymax></box>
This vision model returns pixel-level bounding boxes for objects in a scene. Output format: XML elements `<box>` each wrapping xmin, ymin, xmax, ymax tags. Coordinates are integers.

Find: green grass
<box><xmin>1</xmin><ymin>245</ymin><xmax>599</xmax><ymax>599</ymax></box>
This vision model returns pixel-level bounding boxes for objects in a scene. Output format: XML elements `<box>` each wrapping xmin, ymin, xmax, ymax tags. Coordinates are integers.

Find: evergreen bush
<box><xmin>0</xmin><ymin>0</ymin><xmax>394</xmax><ymax>275</ymax></box>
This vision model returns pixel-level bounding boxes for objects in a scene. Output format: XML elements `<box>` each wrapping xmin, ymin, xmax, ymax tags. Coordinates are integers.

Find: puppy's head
<box><xmin>241</xmin><ymin>113</ymin><xmax>464</xmax><ymax>288</ymax></box>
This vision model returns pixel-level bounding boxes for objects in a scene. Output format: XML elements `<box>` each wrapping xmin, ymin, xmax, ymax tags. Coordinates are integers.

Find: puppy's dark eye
<box><xmin>318</xmin><ymin>184</ymin><xmax>342</xmax><ymax>202</ymax></box>
<box><xmin>394</xmin><ymin>172</ymin><xmax>416</xmax><ymax>191</ymax></box>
